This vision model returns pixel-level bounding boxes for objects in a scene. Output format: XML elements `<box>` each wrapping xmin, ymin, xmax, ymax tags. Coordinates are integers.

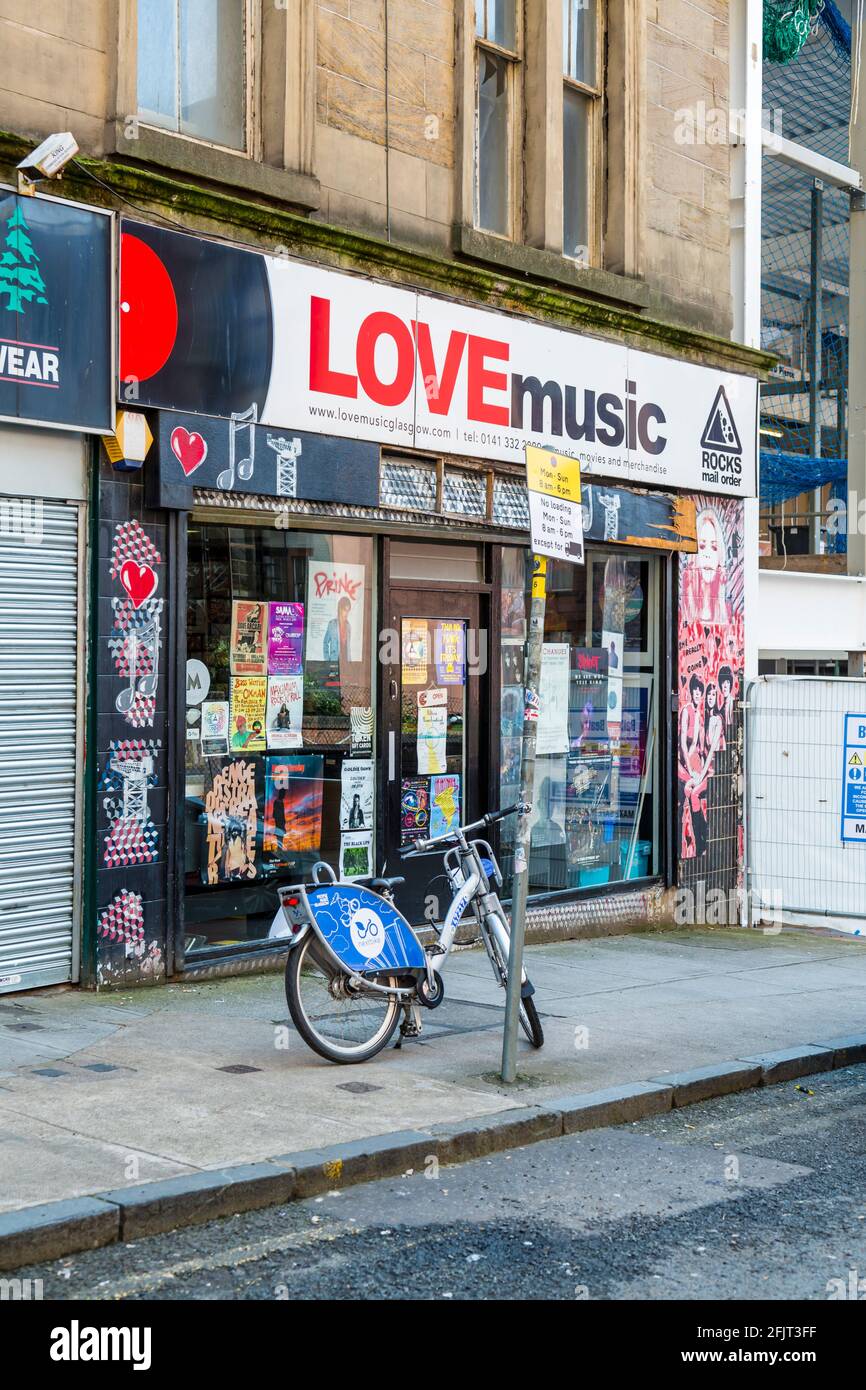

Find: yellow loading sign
<box><xmin>525</xmin><ymin>445</ymin><xmax>584</xmax><ymax>565</ymax></box>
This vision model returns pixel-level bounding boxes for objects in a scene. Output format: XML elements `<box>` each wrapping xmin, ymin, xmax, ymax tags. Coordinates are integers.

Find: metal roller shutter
<box><xmin>0</xmin><ymin>499</ymin><xmax>83</xmax><ymax>993</ymax></box>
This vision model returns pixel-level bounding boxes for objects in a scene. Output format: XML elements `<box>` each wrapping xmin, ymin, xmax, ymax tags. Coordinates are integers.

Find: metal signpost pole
<box><xmin>501</xmin><ymin>446</ymin><xmax>584</xmax><ymax>1083</ymax></box>
<box><xmin>501</xmin><ymin>555</ymin><xmax>547</xmax><ymax>1084</ymax></box>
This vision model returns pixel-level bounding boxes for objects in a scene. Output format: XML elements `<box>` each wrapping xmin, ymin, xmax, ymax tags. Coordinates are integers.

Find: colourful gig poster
<box><xmin>266</xmin><ymin>675</ymin><xmax>303</xmax><ymax>749</ymax></box>
<box><xmin>203</xmin><ymin>758</ymin><xmax>259</xmax><ymax>885</ymax></box>
<box><xmin>230</xmin><ymin>676</ymin><xmax>267</xmax><ymax>752</ymax></box>
<box><xmin>230</xmin><ymin>600</ymin><xmax>267</xmax><ymax>675</ymax></box>
<box><xmin>201</xmin><ymin>700</ymin><xmax>229</xmax><ymax>756</ymax></box>
<box><xmin>263</xmin><ymin>754</ymin><xmax>324</xmax><ymax>856</ymax></box>
<box><xmin>268</xmin><ymin>602</ymin><xmax>304</xmax><ymax>675</ymax></box>
<box><xmin>401</xmin><ymin>777</ymin><xmax>429</xmax><ymax>845</ymax></box>
<box><xmin>305</xmin><ymin>561</ymin><xmax>365</xmax><ymax>663</ymax></box>
<box><xmin>434</xmin><ymin>621</ymin><xmax>465</xmax><ymax>685</ymax></box>
<box><xmin>401</xmin><ymin>619</ymin><xmax>429</xmax><ymax>686</ymax></box>
<box><xmin>430</xmin><ymin>774</ymin><xmax>460</xmax><ymax>838</ymax></box>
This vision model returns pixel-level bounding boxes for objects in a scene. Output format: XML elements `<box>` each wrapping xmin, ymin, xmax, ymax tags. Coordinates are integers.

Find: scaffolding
<box><xmin>760</xmin><ymin>1</ymin><xmax>853</xmax><ymax>555</ymax></box>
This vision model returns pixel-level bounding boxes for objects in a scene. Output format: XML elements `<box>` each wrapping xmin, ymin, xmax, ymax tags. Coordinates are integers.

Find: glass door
<box><xmin>383</xmin><ymin>590</ymin><xmax>482</xmax><ymax>925</ymax></box>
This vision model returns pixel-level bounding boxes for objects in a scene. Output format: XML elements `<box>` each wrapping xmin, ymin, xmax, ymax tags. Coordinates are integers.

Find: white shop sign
<box><xmin>263</xmin><ymin>259</ymin><xmax>758</xmax><ymax>497</ymax></box>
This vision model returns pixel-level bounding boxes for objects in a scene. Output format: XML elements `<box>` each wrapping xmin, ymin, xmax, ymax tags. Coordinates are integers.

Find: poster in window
<box><xmin>501</xmin><ymin>587</ymin><xmax>526</xmax><ymax>640</ymax></box>
<box><xmin>571</xmin><ymin>648</ymin><xmax>609</xmax><ymax>754</ymax></box>
<box><xmin>230</xmin><ymin>676</ymin><xmax>267</xmax><ymax>752</ymax></box>
<box><xmin>202</xmin><ymin>757</ymin><xmax>260</xmax><ymax>885</ymax></box>
<box><xmin>401</xmin><ymin>777</ymin><xmax>430</xmax><ymax>844</ymax></box>
<box><xmin>536</xmin><ymin>643</ymin><xmax>570</xmax><ymax>755</ymax></box>
<box><xmin>401</xmin><ymin>619</ymin><xmax>429</xmax><ymax>686</ymax></box>
<box><xmin>434</xmin><ymin>622</ymin><xmax>465</xmax><ymax>686</ymax></box>
<box><xmin>263</xmin><ymin>754</ymin><xmax>324</xmax><ymax>856</ymax></box>
<box><xmin>417</xmin><ymin>702</ymin><xmax>447</xmax><ymax>774</ymax></box>
<box><xmin>201</xmin><ymin>700</ymin><xmax>230</xmax><ymax>756</ymax></box>
<box><xmin>350</xmin><ymin>706</ymin><xmax>374</xmax><ymax>755</ymax></box>
<box><xmin>430</xmin><ymin>774</ymin><xmax>461</xmax><ymax>838</ymax></box>
<box><xmin>502</xmin><ymin>640</ymin><xmax>524</xmax><ymax>688</ymax></box>
<box><xmin>266</xmin><ymin>675</ymin><xmax>303</xmax><ymax>749</ymax></box>
<box><xmin>268</xmin><ymin>602</ymin><xmax>304</xmax><ymax>675</ymax></box>
<box><xmin>340</xmin><ymin>830</ymin><xmax>373</xmax><ymax>880</ymax></box>
<box><xmin>340</xmin><ymin>759</ymin><xmax>374</xmax><ymax>831</ymax></box>
<box><xmin>305</xmin><ymin>561</ymin><xmax>365</xmax><ymax>664</ymax></box>
<box><xmin>230</xmin><ymin>601</ymin><xmax>268</xmax><ymax>675</ymax></box>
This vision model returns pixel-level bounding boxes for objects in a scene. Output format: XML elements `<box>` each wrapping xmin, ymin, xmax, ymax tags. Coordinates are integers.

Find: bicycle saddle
<box><xmin>370</xmin><ymin>876</ymin><xmax>405</xmax><ymax>892</ymax></box>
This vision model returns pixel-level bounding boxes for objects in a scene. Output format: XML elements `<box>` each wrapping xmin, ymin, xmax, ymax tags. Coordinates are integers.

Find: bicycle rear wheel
<box><xmin>285</xmin><ymin>933</ymin><xmax>401</xmax><ymax>1064</ymax></box>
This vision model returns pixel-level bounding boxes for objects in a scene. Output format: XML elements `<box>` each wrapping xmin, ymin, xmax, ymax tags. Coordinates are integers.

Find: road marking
<box><xmin>90</xmin><ymin>1218</ymin><xmax>361</xmax><ymax>1300</ymax></box>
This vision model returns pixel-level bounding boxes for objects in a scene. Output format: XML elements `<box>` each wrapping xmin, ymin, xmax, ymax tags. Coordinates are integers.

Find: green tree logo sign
<box><xmin>0</xmin><ymin>203</ymin><xmax>48</xmax><ymax>315</ymax></box>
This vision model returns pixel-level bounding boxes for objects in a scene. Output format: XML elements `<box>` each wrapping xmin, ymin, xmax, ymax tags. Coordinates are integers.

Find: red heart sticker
<box><xmin>170</xmin><ymin>426</ymin><xmax>208</xmax><ymax>476</ymax></box>
<box><xmin>120</xmin><ymin>560</ymin><xmax>158</xmax><ymax>609</ymax></box>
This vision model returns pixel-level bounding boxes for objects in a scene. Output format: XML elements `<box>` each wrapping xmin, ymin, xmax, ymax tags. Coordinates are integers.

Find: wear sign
<box><xmin>1</xmin><ymin>191</ymin><xmax>112</xmax><ymax>432</ymax></box>
<box><xmin>119</xmin><ymin>220</ymin><xmax>758</xmax><ymax>497</ymax></box>
<box><xmin>841</xmin><ymin>714</ymin><xmax>866</xmax><ymax>842</ymax></box>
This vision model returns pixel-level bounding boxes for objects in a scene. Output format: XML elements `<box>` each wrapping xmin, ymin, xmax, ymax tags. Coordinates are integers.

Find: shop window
<box><xmin>499</xmin><ymin>545</ymin><xmax>660</xmax><ymax>897</ymax></box>
<box><xmin>137</xmin><ymin>0</ymin><xmax>249</xmax><ymax>151</ymax></box>
<box><xmin>184</xmin><ymin>524</ymin><xmax>376</xmax><ymax>956</ymax></box>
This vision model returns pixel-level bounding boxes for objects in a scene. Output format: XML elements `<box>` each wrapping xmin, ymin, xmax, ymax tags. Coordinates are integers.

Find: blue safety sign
<box><xmin>841</xmin><ymin>713</ymin><xmax>866</xmax><ymax>842</ymax></box>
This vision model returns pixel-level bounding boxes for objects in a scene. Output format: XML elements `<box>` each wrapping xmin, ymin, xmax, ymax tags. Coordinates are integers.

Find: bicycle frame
<box><xmin>278</xmin><ymin>805</ymin><xmax>526</xmax><ymax>1009</ymax></box>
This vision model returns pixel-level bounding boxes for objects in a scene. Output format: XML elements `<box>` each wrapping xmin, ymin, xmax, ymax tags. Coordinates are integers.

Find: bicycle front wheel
<box><xmin>285</xmin><ymin>933</ymin><xmax>401</xmax><ymax>1064</ymax></box>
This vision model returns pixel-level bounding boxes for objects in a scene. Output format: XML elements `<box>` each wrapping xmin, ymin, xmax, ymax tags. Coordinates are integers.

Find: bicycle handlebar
<box><xmin>398</xmin><ymin>803</ymin><xmax>523</xmax><ymax>858</ymax></box>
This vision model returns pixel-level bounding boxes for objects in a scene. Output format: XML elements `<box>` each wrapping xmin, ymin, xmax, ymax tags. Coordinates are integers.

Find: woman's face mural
<box><xmin>697</xmin><ymin>515</ymin><xmax>722</xmax><ymax>586</ymax></box>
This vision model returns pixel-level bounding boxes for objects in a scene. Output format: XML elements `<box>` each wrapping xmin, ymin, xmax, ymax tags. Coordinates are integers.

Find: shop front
<box><xmin>0</xmin><ymin>189</ymin><xmax>112</xmax><ymax>995</ymax></box>
<box><xmin>91</xmin><ymin>217</ymin><xmax>758</xmax><ymax>984</ymax></box>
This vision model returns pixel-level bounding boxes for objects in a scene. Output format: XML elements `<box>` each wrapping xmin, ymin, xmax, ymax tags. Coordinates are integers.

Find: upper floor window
<box><xmin>563</xmin><ymin>0</ymin><xmax>602</xmax><ymax>263</ymax></box>
<box><xmin>474</xmin><ymin>1</ymin><xmax>520</xmax><ymax>238</ymax></box>
<box><xmin>137</xmin><ymin>0</ymin><xmax>249</xmax><ymax>152</ymax></box>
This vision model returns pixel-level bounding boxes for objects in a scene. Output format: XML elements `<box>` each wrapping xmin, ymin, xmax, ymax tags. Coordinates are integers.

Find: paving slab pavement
<box><xmin>0</xmin><ymin>926</ymin><xmax>865</xmax><ymax>1216</ymax></box>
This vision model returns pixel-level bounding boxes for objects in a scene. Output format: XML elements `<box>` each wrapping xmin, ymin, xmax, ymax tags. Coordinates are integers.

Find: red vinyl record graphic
<box><xmin>119</xmin><ymin>222</ymin><xmax>274</xmax><ymax>418</ymax></box>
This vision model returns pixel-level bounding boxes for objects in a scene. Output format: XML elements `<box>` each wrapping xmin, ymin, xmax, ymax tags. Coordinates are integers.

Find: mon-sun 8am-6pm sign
<box><xmin>119</xmin><ymin>221</ymin><xmax>758</xmax><ymax>497</ymax></box>
<box><xmin>0</xmin><ymin>189</ymin><xmax>113</xmax><ymax>433</ymax></box>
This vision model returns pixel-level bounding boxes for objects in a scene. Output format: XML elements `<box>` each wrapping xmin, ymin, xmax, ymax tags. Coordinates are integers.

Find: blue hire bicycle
<box><xmin>277</xmin><ymin>804</ymin><xmax>544</xmax><ymax>1064</ymax></box>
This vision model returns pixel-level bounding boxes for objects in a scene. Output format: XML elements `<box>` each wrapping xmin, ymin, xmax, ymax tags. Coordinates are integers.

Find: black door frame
<box><xmin>379</xmin><ymin>536</ymin><xmax>493</xmax><ymax>919</ymax></box>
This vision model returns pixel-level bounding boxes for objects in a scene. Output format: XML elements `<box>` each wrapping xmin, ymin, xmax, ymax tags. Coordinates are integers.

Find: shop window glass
<box><xmin>184</xmin><ymin>524</ymin><xmax>375</xmax><ymax>956</ymax></box>
<box><xmin>499</xmin><ymin>546</ymin><xmax>660</xmax><ymax>896</ymax></box>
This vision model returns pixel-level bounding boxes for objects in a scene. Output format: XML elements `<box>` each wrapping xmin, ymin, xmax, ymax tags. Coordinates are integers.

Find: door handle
<box><xmin>389</xmin><ymin>679</ymin><xmax>398</xmax><ymax>700</ymax></box>
<box><xmin>388</xmin><ymin>730</ymin><xmax>396</xmax><ymax>782</ymax></box>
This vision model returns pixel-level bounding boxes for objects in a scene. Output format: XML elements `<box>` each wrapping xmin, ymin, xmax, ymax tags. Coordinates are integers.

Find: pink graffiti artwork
<box><xmin>677</xmin><ymin>499</ymin><xmax>744</xmax><ymax>864</ymax></box>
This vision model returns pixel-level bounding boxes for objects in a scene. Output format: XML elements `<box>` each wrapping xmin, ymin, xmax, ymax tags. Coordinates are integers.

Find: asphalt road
<box><xmin>18</xmin><ymin>1065</ymin><xmax>866</xmax><ymax>1301</ymax></box>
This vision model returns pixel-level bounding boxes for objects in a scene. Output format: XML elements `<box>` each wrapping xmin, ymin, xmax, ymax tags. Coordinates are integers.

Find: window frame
<box><xmin>135</xmin><ymin>0</ymin><xmax>260</xmax><ymax>160</ymax></box>
<box><xmin>562</xmin><ymin>0</ymin><xmax>605</xmax><ymax>267</ymax></box>
<box><xmin>473</xmin><ymin>3</ymin><xmax>523</xmax><ymax>242</ymax></box>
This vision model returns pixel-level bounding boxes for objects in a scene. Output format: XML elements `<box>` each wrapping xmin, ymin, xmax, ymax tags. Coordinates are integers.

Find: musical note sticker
<box><xmin>218</xmin><ymin>403</ymin><xmax>258</xmax><ymax>489</ymax></box>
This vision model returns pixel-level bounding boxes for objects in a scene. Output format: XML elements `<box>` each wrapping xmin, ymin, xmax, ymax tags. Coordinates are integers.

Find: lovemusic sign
<box><xmin>119</xmin><ymin>220</ymin><xmax>758</xmax><ymax>498</ymax></box>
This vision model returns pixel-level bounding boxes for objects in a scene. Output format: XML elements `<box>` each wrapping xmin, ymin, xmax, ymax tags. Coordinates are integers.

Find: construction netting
<box><xmin>760</xmin><ymin>0</ymin><xmax>851</xmax><ymax>546</ymax></box>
